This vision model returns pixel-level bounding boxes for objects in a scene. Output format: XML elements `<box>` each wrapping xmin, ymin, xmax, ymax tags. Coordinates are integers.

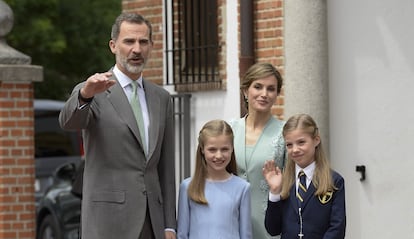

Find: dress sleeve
<box><xmin>177</xmin><ymin>180</ymin><xmax>190</xmax><ymax>239</ymax></box>
<box><xmin>239</xmin><ymin>183</ymin><xmax>253</xmax><ymax>239</ymax></box>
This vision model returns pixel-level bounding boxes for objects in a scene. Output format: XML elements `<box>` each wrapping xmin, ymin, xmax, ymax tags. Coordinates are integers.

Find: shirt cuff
<box><xmin>78</xmin><ymin>101</ymin><xmax>90</xmax><ymax>110</ymax></box>
<box><xmin>269</xmin><ymin>192</ymin><xmax>281</xmax><ymax>202</ymax></box>
<box><xmin>165</xmin><ymin>228</ymin><xmax>176</xmax><ymax>233</ymax></box>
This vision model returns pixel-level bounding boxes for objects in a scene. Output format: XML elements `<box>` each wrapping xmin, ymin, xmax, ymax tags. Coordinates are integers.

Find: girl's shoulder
<box><xmin>180</xmin><ymin>177</ymin><xmax>192</xmax><ymax>188</ymax></box>
<box><xmin>231</xmin><ymin>175</ymin><xmax>251</xmax><ymax>188</ymax></box>
<box><xmin>331</xmin><ymin>170</ymin><xmax>344</xmax><ymax>180</ymax></box>
<box><xmin>331</xmin><ymin>170</ymin><xmax>345</xmax><ymax>187</ymax></box>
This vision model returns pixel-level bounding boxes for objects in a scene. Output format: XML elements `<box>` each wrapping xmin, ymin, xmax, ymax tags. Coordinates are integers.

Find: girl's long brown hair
<box><xmin>280</xmin><ymin>114</ymin><xmax>336</xmax><ymax>199</ymax></box>
<box><xmin>187</xmin><ymin>120</ymin><xmax>237</xmax><ymax>204</ymax></box>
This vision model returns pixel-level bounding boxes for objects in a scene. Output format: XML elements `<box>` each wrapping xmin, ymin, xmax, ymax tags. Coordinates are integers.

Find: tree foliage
<box><xmin>4</xmin><ymin>0</ymin><xmax>121</xmax><ymax>100</ymax></box>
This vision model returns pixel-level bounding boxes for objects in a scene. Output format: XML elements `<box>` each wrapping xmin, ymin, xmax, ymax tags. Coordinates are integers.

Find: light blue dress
<box><xmin>229</xmin><ymin>116</ymin><xmax>286</xmax><ymax>239</ymax></box>
<box><xmin>177</xmin><ymin>175</ymin><xmax>252</xmax><ymax>239</ymax></box>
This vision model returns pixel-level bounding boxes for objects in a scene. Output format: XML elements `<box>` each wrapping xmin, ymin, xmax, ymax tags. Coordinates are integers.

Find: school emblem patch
<box><xmin>318</xmin><ymin>191</ymin><xmax>333</xmax><ymax>204</ymax></box>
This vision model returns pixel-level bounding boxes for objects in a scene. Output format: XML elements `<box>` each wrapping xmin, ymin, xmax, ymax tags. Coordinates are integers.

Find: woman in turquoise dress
<box><xmin>229</xmin><ymin>62</ymin><xmax>286</xmax><ymax>239</ymax></box>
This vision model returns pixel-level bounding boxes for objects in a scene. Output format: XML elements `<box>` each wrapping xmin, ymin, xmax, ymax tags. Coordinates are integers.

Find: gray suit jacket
<box><xmin>59</xmin><ymin>74</ymin><xmax>176</xmax><ymax>239</ymax></box>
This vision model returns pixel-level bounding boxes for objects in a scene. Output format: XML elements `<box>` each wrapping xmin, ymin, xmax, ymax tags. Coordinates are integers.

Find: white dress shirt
<box><xmin>113</xmin><ymin>66</ymin><xmax>149</xmax><ymax>153</ymax></box>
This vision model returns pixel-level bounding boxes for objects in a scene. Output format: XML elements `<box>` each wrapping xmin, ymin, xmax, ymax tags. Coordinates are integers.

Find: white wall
<box><xmin>163</xmin><ymin>1</ymin><xmax>240</xmax><ymax>178</ymax></box>
<box><xmin>328</xmin><ymin>0</ymin><xmax>414</xmax><ymax>238</ymax></box>
<box><xmin>168</xmin><ymin>1</ymin><xmax>414</xmax><ymax>236</ymax></box>
<box><xmin>187</xmin><ymin>0</ymin><xmax>240</xmax><ymax>175</ymax></box>
<box><xmin>167</xmin><ymin>0</ymin><xmax>414</xmax><ymax>236</ymax></box>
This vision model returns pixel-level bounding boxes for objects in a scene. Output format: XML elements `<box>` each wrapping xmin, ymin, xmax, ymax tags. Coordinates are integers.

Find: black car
<box><xmin>34</xmin><ymin>99</ymin><xmax>82</xmax><ymax>239</ymax></box>
<box><xmin>36</xmin><ymin>162</ymin><xmax>82</xmax><ymax>239</ymax></box>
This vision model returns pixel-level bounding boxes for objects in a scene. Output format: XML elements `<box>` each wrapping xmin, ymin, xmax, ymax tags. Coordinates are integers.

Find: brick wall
<box><xmin>253</xmin><ymin>0</ymin><xmax>285</xmax><ymax>119</ymax></box>
<box><xmin>123</xmin><ymin>0</ymin><xmax>164</xmax><ymax>85</ymax></box>
<box><xmin>122</xmin><ymin>0</ymin><xmax>285</xmax><ymax>119</ymax></box>
<box><xmin>0</xmin><ymin>82</ymin><xmax>36</xmax><ymax>239</ymax></box>
<box><xmin>218</xmin><ymin>0</ymin><xmax>227</xmax><ymax>90</ymax></box>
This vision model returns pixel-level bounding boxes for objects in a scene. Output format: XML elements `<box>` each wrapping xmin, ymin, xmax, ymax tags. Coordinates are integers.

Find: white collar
<box><xmin>295</xmin><ymin>161</ymin><xmax>316</xmax><ymax>181</ymax></box>
<box><xmin>113</xmin><ymin>65</ymin><xmax>143</xmax><ymax>88</ymax></box>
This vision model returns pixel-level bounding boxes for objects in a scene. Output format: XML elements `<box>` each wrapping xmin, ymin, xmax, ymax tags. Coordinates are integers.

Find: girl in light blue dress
<box><xmin>177</xmin><ymin>120</ymin><xmax>252</xmax><ymax>239</ymax></box>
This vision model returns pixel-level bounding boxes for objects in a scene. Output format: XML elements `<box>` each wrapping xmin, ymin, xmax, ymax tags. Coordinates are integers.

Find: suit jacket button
<box><xmin>142</xmin><ymin>190</ymin><xmax>147</xmax><ymax>195</ymax></box>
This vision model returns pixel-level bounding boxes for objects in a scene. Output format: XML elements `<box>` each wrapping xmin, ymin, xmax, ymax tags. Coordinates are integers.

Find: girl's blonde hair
<box><xmin>280</xmin><ymin>114</ymin><xmax>336</xmax><ymax>199</ymax></box>
<box><xmin>188</xmin><ymin>120</ymin><xmax>237</xmax><ymax>204</ymax></box>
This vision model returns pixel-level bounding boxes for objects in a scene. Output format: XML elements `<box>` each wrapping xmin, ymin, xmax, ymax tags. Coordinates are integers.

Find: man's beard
<box><xmin>117</xmin><ymin>54</ymin><xmax>146</xmax><ymax>75</ymax></box>
<box><xmin>125</xmin><ymin>63</ymin><xmax>145</xmax><ymax>74</ymax></box>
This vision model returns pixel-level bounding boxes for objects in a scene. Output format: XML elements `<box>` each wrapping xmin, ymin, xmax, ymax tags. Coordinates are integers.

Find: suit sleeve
<box><xmin>323</xmin><ymin>172</ymin><xmax>346</xmax><ymax>239</ymax></box>
<box><xmin>59</xmin><ymin>82</ymin><xmax>92</xmax><ymax>130</ymax></box>
<box><xmin>265</xmin><ymin>200</ymin><xmax>283</xmax><ymax>236</ymax></box>
<box><xmin>158</xmin><ymin>95</ymin><xmax>177</xmax><ymax>230</ymax></box>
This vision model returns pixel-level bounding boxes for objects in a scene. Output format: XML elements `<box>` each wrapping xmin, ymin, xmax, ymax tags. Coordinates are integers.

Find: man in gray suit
<box><xmin>59</xmin><ymin>13</ymin><xmax>176</xmax><ymax>239</ymax></box>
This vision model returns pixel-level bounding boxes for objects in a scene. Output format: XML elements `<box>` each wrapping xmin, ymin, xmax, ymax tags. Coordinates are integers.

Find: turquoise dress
<box><xmin>229</xmin><ymin>116</ymin><xmax>286</xmax><ymax>239</ymax></box>
<box><xmin>177</xmin><ymin>175</ymin><xmax>252</xmax><ymax>239</ymax></box>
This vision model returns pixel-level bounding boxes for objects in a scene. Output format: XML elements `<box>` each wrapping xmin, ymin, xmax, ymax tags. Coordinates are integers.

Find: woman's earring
<box><xmin>244</xmin><ymin>95</ymin><xmax>248</xmax><ymax>102</ymax></box>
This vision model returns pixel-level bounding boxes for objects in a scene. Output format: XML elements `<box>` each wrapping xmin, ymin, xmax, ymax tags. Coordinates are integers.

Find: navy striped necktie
<box><xmin>297</xmin><ymin>170</ymin><xmax>307</xmax><ymax>204</ymax></box>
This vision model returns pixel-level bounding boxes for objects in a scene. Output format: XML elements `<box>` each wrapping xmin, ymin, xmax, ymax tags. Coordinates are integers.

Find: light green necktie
<box><xmin>130</xmin><ymin>81</ymin><xmax>147</xmax><ymax>156</ymax></box>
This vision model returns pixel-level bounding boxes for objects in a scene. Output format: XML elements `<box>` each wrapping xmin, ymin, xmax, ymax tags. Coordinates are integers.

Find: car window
<box><xmin>35</xmin><ymin>110</ymin><xmax>81</xmax><ymax>157</ymax></box>
<box><xmin>34</xmin><ymin>100</ymin><xmax>83</xmax><ymax>204</ymax></box>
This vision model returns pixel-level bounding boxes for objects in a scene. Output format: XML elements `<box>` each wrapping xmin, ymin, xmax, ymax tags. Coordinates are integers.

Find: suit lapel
<box><xmin>289</xmin><ymin>181</ymin><xmax>316</xmax><ymax>213</ymax></box>
<box><xmin>106</xmin><ymin>76</ymin><xmax>145</xmax><ymax>150</ymax></box>
<box><xmin>289</xmin><ymin>185</ymin><xmax>300</xmax><ymax>214</ymax></box>
<box><xmin>301</xmin><ymin>182</ymin><xmax>316</xmax><ymax>209</ymax></box>
<box><xmin>142</xmin><ymin>80</ymin><xmax>160</xmax><ymax>160</ymax></box>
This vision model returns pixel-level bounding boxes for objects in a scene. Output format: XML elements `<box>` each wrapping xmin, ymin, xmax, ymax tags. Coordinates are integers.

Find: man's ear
<box><xmin>109</xmin><ymin>40</ymin><xmax>116</xmax><ymax>54</ymax></box>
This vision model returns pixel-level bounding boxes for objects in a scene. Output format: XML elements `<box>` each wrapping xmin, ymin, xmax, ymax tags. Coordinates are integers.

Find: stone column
<box><xmin>0</xmin><ymin>1</ymin><xmax>42</xmax><ymax>238</ymax></box>
<box><xmin>284</xmin><ymin>0</ymin><xmax>330</xmax><ymax>151</ymax></box>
